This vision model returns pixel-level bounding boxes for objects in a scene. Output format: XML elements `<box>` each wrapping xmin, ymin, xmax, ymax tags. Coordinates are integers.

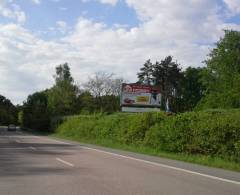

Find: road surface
<box><xmin>0</xmin><ymin>127</ymin><xmax>239</xmax><ymax>195</ymax></box>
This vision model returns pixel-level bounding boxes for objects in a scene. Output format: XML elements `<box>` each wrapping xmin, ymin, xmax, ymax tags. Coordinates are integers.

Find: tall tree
<box><xmin>152</xmin><ymin>56</ymin><xmax>183</xmax><ymax>111</ymax></box>
<box><xmin>22</xmin><ymin>91</ymin><xmax>50</xmax><ymax>131</ymax></box>
<box><xmin>197</xmin><ymin>30</ymin><xmax>240</xmax><ymax>109</ymax></box>
<box><xmin>181</xmin><ymin>67</ymin><xmax>206</xmax><ymax>111</ymax></box>
<box><xmin>137</xmin><ymin>56</ymin><xmax>183</xmax><ymax>112</ymax></box>
<box><xmin>48</xmin><ymin>63</ymin><xmax>79</xmax><ymax>115</ymax></box>
<box><xmin>137</xmin><ymin>60</ymin><xmax>153</xmax><ymax>85</ymax></box>
<box><xmin>54</xmin><ymin>63</ymin><xmax>74</xmax><ymax>83</ymax></box>
<box><xmin>0</xmin><ymin>95</ymin><xmax>17</xmax><ymax>125</ymax></box>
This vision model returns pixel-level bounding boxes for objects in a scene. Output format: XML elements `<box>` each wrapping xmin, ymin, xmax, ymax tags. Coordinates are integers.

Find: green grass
<box><xmin>47</xmin><ymin>110</ymin><xmax>240</xmax><ymax>172</ymax></box>
<box><xmin>52</xmin><ymin>133</ymin><xmax>240</xmax><ymax>172</ymax></box>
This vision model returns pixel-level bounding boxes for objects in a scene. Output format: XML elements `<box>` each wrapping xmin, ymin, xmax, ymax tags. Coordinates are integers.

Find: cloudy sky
<box><xmin>0</xmin><ymin>0</ymin><xmax>240</xmax><ymax>104</ymax></box>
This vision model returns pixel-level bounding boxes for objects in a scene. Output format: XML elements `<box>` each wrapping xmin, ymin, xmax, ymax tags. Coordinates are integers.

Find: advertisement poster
<box><xmin>121</xmin><ymin>84</ymin><xmax>161</xmax><ymax>111</ymax></box>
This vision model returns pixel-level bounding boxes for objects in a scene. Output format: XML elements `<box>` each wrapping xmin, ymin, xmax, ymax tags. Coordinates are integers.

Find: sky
<box><xmin>0</xmin><ymin>0</ymin><xmax>240</xmax><ymax>104</ymax></box>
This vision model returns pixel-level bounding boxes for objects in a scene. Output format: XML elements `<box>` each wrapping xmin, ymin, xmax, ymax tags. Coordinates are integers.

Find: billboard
<box><xmin>121</xmin><ymin>107</ymin><xmax>161</xmax><ymax>113</ymax></box>
<box><xmin>121</xmin><ymin>83</ymin><xmax>161</xmax><ymax>112</ymax></box>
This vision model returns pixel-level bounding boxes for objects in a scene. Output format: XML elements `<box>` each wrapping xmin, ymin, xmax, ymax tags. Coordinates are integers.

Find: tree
<box><xmin>76</xmin><ymin>91</ymin><xmax>96</xmax><ymax>114</ymax></box>
<box><xmin>153</xmin><ymin>56</ymin><xmax>182</xmax><ymax>111</ymax></box>
<box><xmin>137</xmin><ymin>56</ymin><xmax>183</xmax><ymax>112</ymax></box>
<box><xmin>48</xmin><ymin>63</ymin><xmax>79</xmax><ymax>115</ymax></box>
<box><xmin>84</xmin><ymin>72</ymin><xmax>113</xmax><ymax>98</ymax></box>
<box><xmin>84</xmin><ymin>72</ymin><xmax>124</xmax><ymax>112</ymax></box>
<box><xmin>0</xmin><ymin>95</ymin><xmax>17</xmax><ymax>125</ymax></box>
<box><xmin>181</xmin><ymin>67</ymin><xmax>206</xmax><ymax>111</ymax></box>
<box><xmin>137</xmin><ymin>60</ymin><xmax>153</xmax><ymax>85</ymax></box>
<box><xmin>55</xmin><ymin>63</ymin><xmax>74</xmax><ymax>83</ymax></box>
<box><xmin>197</xmin><ymin>30</ymin><xmax>240</xmax><ymax>109</ymax></box>
<box><xmin>22</xmin><ymin>91</ymin><xmax>50</xmax><ymax>131</ymax></box>
<box><xmin>153</xmin><ymin>56</ymin><xmax>182</xmax><ymax>97</ymax></box>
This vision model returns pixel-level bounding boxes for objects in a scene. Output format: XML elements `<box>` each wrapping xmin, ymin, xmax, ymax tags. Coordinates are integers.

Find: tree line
<box><xmin>19</xmin><ymin>64</ymin><xmax>124</xmax><ymax>130</ymax></box>
<box><xmin>137</xmin><ymin>30</ymin><xmax>240</xmax><ymax>112</ymax></box>
<box><xmin>137</xmin><ymin>57</ymin><xmax>205</xmax><ymax>112</ymax></box>
<box><xmin>0</xmin><ymin>95</ymin><xmax>18</xmax><ymax>125</ymax></box>
<box><xmin>3</xmin><ymin>29</ymin><xmax>239</xmax><ymax>131</ymax></box>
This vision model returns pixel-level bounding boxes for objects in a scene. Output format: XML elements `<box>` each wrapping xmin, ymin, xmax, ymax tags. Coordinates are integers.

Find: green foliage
<box><xmin>18</xmin><ymin>111</ymin><xmax>23</xmax><ymax>127</ymax></box>
<box><xmin>76</xmin><ymin>91</ymin><xmax>95</xmax><ymax>114</ymax></box>
<box><xmin>198</xmin><ymin>30</ymin><xmax>240</xmax><ymax>109</ymax></box>
<box><xmin>0</xmin><ymin>95</ymin><xmax>17</xmax><ymax>125</ymax></box>
<box><xmin>48</xmin><ymin>63</ymin><xmax>79</xmax><ymax>116</ymax></box>
<box><xmin>100</xmin><ymin>95</ymin><xmax>120</xmax><ymax>113</ymax></box>
<box><xmin>56</xmin><ymin>112</ymin><xmax>166</xmax><ymax>145</ymax></box>
<box><xmin>48</xmin><ymin>81</ymin><xmax>78</xmax><ymax>115</ymax></box>
<box><xmin>55</xmin><ymin>110</ymin><xmax>240</xmax><ymax>163</ymax></box>
<box><xmin>22</xmin><ymin>91</ymin><xmax>50</xmax><ymax>131</ymax></box>
<box><xmin>137</xmin><ymin>59</ymin><xmax>153</xmax><ymax>85</ymax></box>
<box><xmin>137</xmin><ymin>56</ymin><xmax>199</xmax><ymax>112</ymax></box>
<box><xmin>145</xmin><ymin>110</ymin><xmax>240</xmax><ymax>162</ymax></box>
<box><xmin>153</xmin><ymin>56</ymin><xmax>182</xmax><ymax>95</ymax></box>
<box><xmin>55</xmin><ymin>63</ymin><xmax>74</xmax><ymax>83</ymax></box>
<box><xmin>181</xmin><ymin>67</ymin><xmax>206</xmax><ymax>111</ymax></box>
<box><xmin>21</xmin><ymin>63</ymin><xmax>121</xmax><ymax>131</ymax></box>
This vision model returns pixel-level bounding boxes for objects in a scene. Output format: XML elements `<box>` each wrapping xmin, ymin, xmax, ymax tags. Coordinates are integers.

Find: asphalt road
<box><xmin>0</xmin><ymin>127</ymin><xmax>239</xmax><ymax>195</ymax></box>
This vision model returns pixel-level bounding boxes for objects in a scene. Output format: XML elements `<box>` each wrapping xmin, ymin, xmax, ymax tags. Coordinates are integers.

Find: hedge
<box><xmin>55</xmin><ymin>109</ymin><xmax>240</xmax><ymax>162</ymax></box>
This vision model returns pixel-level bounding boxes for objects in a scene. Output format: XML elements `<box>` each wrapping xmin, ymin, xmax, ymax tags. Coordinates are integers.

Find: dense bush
<box><xmin>144</xmin><ymin>110</ymin><xmax>240</xmax><ymax>161</ymax></box>
<box><xmin>56</xmin><ymin>109</ymin><xmax>240</xmax><ymax>162</ymax></box>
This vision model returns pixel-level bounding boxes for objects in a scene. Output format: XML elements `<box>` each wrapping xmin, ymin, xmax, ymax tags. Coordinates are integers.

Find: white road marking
<box><xmin>0</xmin><ymin>135</ymin><xmax>39</xmax><ymax>139</ymax></box>
<box><xmin>1</xmin><ymin>147</ymin><xmax>30</xmax><ymax>150</ymax></box>
<box><xmin>35</xmin><ymin>137</ymin><xmax>240</xmax><ymax>185</ymax></box>
<box><xmin>32</xmin><ymin>136</ymin><xmax>71</xmax><ymax>145</ymax></box>
<box><xmin>15</xmin><ymin>140</ymin><xmax>21</xmax><ymax>143</ymax></box>
<box><xmin>56</xmin><ymin>158</ymin><xmax>74</xmax><ymax>167</ymax></box>
<box><xmin>29</xmin><ymin>146</ymin><xmax>36</xmax><ymax>150</ymax></box>
<box><xmin>32</xmin><ymin>136</ymin><xmax>41</xmax><ymax>139</ymax></box>
<box><xmin>42</xmin><ymin>138</ymin><xmax>73</xmax><ymax>145</ymax></box>
<box><xmin>81</xmin><ymin>146</ymin><xmax>240</xmax><ymax>185</ymax></box>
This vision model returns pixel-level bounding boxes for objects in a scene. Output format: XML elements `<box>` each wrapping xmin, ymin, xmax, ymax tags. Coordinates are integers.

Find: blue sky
<box><xmin>0</xmin><ymin>0</ymin><xmax>240</xmax><ymax>104</ymax></box>
<box><xmin>0</xmin><ymin>0</ymin><xmax>139</xmax><ymax>39</ymax></box>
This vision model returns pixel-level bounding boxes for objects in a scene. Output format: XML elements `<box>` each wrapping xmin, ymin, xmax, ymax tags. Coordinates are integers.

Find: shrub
<box><xmin>144</xmin><ymin>110</ymin><xmax>240</xmax><ymax>161</ymax></box>
<box><xmin>55</xmin><ymin>109</ymin><xmax>240</xmax><ymax>162</ymax></box>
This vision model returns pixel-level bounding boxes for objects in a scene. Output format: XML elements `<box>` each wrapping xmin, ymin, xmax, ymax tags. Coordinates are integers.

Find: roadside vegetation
<box><xmin>1</xmin><ymin>30</ymin><xmax>239</xmax><ymax>171</ymax></box>
<box><xmin>0</xmin><ymin>95</ymin><xmax>18</xmax><ymax>125</ymax></box>
<box><xmin>54</xmin><ymin>110</ymin><xmax>240</xmax><ymax>171</ymax></box>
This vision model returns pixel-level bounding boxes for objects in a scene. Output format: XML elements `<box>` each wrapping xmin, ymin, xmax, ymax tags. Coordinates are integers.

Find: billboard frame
<box><xmin>120</xmin><ymin>83</ymin><xmax>162</xmax><ymax>112</ymax></box>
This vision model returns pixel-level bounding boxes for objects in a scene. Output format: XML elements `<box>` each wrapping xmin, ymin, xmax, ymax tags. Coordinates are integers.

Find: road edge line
<box><xmin>81</xmin><ymin>146</ymin><xmax>240</xmax><ymax>185</ymax></box>
<box><xmin>56</xmin><ymin>158</ymin><xmax>74</xmax><ymax>167</ymax></box>
<box><xmin>39</xmin><ymin>136</ymin><xmax>240</xmax><ymax>185</ymax></box>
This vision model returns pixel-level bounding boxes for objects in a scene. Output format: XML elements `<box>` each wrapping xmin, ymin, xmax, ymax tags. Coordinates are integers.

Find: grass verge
<box><xmin>52</xmin><ymin>133</ymin><xmax>240</xmax><ymax>172</ymax></box>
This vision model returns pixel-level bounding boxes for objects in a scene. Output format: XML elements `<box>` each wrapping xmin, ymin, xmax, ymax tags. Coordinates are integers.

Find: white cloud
<box><xmin>0</xmin><ymin>0</ymin><xmax>240</xmax><ymax>104</ymax></box>
<box><xmin>82</xmin><ymin>0</ymin><xmax>118</xmax><ymax>6</ymax></box>
<box><xmin>224</xmin><ymin>0</ymin><xmax>240</xmax><ymax>15</ymax></box>
<box><xmin>59</xmin><ymin>7</ymin><xmax>68</xmax><ymax>11</ymax></box>
<box><xmin>99</xmin><ymin>0</ymin><xmax>118</xmax><ymax>5</ymax></box>
<box><xmin>30</xmin><ymin>0</ymin><xmax>41</xmax><ymax>4</ymax></box>
<box><xmin>0</xmin><ymin>24</ymin><xmax>68</xmax><ymax>103</ymax></box>
<box><xmin>56</xmin><ymin>20</ymin><xmax>68</xmax><ymax>33</ymax></box>
<box><xmin>0</xmin><ymin>0</ymin><xmax>26</xmax><ymax>24</ymax></box>
<box><xmin>0</xmin><ymin>0</ymin><xmax>39</xmax><ymax>25</ymax></box>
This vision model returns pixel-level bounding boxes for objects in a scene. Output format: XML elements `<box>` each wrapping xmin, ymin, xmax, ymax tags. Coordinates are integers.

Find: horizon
<box><xmin>0</xmin><ymin>0</ymin><xmax>240</xmax><ymax>104</ymax></box>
